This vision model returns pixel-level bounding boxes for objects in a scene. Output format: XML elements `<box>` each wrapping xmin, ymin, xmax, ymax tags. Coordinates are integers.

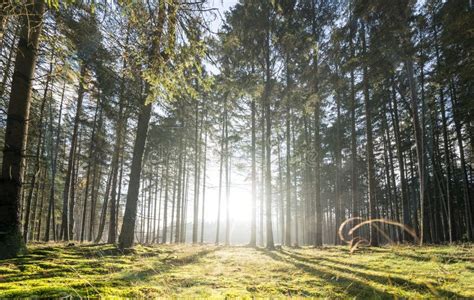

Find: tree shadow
<box><xmin>118</xmin><ymin>247</ymin><xmax>220</xmax><ymax>281</ymax></box>
<box><xmin>391</xmin><ymin>252</ymin><xmax>472</xmax><ymax>264</ymax></box>
<box><xmin>258</xmin><ymin>248</ymin><xmax>462</xmax><ymax>298</ymax></box>
<box><xmin>256</xmin><ymin>248</ymin><xmax>394</xmax><ymax>298</ymax></box>
<box><xmin>286</xmin><ymin>250</ymin><xmax>461</xmax><ymax>297</ymax></box>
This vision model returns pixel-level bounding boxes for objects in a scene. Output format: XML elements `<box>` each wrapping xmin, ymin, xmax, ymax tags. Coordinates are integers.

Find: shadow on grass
<box><xmin>257</xmin><ymin>248</ymin><xmax>393</xmax><ymax>298</ymax></box>
<box><xmin>392</xmin><ymin>252</ymin><xmax>472</xmax><ymax>264</ymax></box>
<box><xmin>259</xmin><ymin>248</ymin><xmax>462</xmax><ymax>298</ymax></box>
<box><xmin>118</xmin><ymin>247</ymin><xmax>220</xmax><ymax>281</ymax></box>
<box><xmin>1</xmin><ymin>244</ymin><xmax>221</xmax><ymax>298</ymax></box>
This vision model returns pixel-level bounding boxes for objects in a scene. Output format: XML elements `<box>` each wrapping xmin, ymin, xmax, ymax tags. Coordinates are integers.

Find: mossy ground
<box><xmin>0</xmin><ymin>243</ymin><xmax>472</xmax><ymax>298</ymax></box>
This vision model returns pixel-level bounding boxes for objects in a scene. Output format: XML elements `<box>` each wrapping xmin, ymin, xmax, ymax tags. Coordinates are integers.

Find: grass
<box><xmin>0</xmin><ymin>243</ymin><xmax>472</xmax><ymax>298</ymax></box>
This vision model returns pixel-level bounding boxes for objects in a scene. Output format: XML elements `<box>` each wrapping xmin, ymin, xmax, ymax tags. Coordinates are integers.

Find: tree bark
<box><xmin>200</xmin><ymin>126</ymin><xmax>208</xmax><ymax>244</ymax></box>
<box><xmin>361</xmin><ymin>22</ymin><xmax>378</xmax><ymax>247</ymax></box>
<box><xmin>0</xmin><ymin>0</ymin><xmax>44</xmax><ymax>258</ymax></box>
<box><xmin>80</xmin><ymin>97</ymin><xmax>101</xmax><ymax>242</ymax></box>
<box><xmin>60</xmin><ymin>63</ymin><xmax>86</xmax><ymax>241</ymax></box>
<box><xmin>405</xmin><ymin>60</ymin><xmax>425</xmax><ymax>245</ymax></box>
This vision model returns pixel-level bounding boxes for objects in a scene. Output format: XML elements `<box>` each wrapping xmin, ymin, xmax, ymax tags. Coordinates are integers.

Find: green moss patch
<box><xmin>0</xmin><ymin>243</ymin><xmax>472</xmax><ymax>298</ymax></box>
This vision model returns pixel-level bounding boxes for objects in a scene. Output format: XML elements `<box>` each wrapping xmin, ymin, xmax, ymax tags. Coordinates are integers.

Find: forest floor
<box><xmin>0</xmin><ymin>243</ymin><xmax>472</xmax><ymax>298</ymax></box>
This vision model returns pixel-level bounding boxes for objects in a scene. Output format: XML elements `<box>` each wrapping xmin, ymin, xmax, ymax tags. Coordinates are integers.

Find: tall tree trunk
<box><xmin>107</xmin><ymin>28</ymin><xmax>128</xmax><ymax>243</ymax></box>
<box><xmin>277</xmin><ymin>142</ymin><xmax>284</xmax><ymax>244</ymax></box>
<box><xmin>61</xmin><ymin>63</ymin><xmax>86</xmax><ymax>241</ymax></box>
<box><xmin>192</xmin><ymin>101</ymin><xmax>200</xmax><ymax>244</ymax></box>
<box><xmin>69</xmin><ymin>128</ymin><xmax>83</xmax><ymax>239</ymax></box>
<box><xmin>264</xmin><ymin>20</ymin><xmax>274</xmax><ymax>250</ymax></box>
<box><xmin>200</xmin><ymin>127</ymin><xmax>208</xmax><ymax>244</ymax></box>
<box><xmin>175</xmin><ymin>131</ymin><xmax>183</xmax><ymax>243</ymax></box>
<box><xmin>311</xmin><ymin>0</ymin><xmax>322</xmax><ymax>247</ymax></box>
<box><xmin>161</xmin><ymin>154</ymin><xmax>170</xmax><ymax>243</ymax></box>
<box><xmin>225</xmin><ymin>102</ymin><xmax>230</xmax><ymax>246</ymax></box>
<box><xmin>80</xmin><ymin>97</ymin><xmax>101</xmax><ymax>242</ymax></box>
<box><xmin>95</xmin><ymin>166</ymin><xmax>114</xmax><ymax>243</ymax></box>
<box><xmin>334</xmin><ymin>64</ymin><xmax>342</xmax><ymax>245</ymax></box>
<box><xmin>215</xmin><ymin>103</ymin><xmax>226</xmax><ymax>245</ymax></box>
<box><xmin>390</xmin><ymin>80</ymin><xmax>411</xmax><ymax>242</ymax></box>
<box><xmin>361</xmin><ymin>22</ymin><xmax>378</xmax><ymax>247</ymax></box>
<box><xmin>88</xmin><ymin>159</ymin><xmax>101</xmax><ymax>241</ymax></box>
<box><xmin>170</xmin><ymin>168</ymin><xmax>177</xmax><ymax>243</ymax></box>
<box><xmin>349</xmin><ymin>11</ymin><xmax>359</xmax><ymax>226</ymax></box>
<box><xmin>292</xmin><ymin>120</ymin><xmax>299</xmax><ymax>246</ymax></box>
<box><xmin>118</xmin><ymin>0</ymin><xmax>173</xmax><ymax>249</ymax></box>
<box><xmin>0</xmin><ymin>0</ymin><xmax>44</xmax><ymax>258</ymax></box>
<box><xmin>450</xmin><ymin>83</ymin><xmax>473</xmax><ymax>240</ymax></box>
<box><xmin>384</xmin><ymin>101</ymin><xmax>401</xmax><ymax>241</ymax></box>
<box><xmin>35</xmin><ymin>168</ymin><xmax>47</xmax><ymax>241</ymax></box>
<box><xmin>158</xmin><ymin>160</ymin><xmax>165</xmax><ymax>242</ymax></box>
<box><xmin>249</xmin><ymin>95</ymin><xmax>257</xmax><ymax>246</ymax></box>
<box><xmin>260</xmin><ymin>98</ymin><xmax>265</xmax><ymax>246</ymax></box>
<box><xmin>23</xmin><ymin>66</ymin><xmax>51</xmax><ymax>243</ymax></box>
<box><xmin>285</xmin><ymin>58</ymin><xmax>292</xmax><ymax>247</ymax></box>
<box><xmin>179</xmin><ymin>141</ymin><xmax>188</xmax><ymax>243</ymax></box>
<box><xmin>118</xmin><ymin>97</ymin><xmax>152</xmax><ymax>248</ymax></box>
<box><xmin>45</xmin><ymin>81</ymin><xmax>66</xmax><ymax>242</ymax></box>
<box><xmin>405</xmin><ymin>60</ymin><xmax>425</xmax><ymax>245</ymax></box>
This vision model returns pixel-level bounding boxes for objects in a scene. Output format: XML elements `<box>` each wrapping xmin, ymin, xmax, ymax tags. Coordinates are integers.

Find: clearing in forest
<box><xmin>0</xmin><ymin>243</ymin><xmax>472</xmax><ymax>298</ymax></box>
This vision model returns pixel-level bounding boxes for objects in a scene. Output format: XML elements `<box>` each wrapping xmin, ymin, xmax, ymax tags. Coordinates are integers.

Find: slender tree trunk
<box><xmin>29</xmin><ymin>161</ymin><xmax>43</xmax><ymax>241</ymax></box>
<box><xmin>405</xmin><ymin>60</ymin><xmax>425</xmax><ymax>245</ymax></box>
<box><xmin>0</xmin><ymin>0</ymin><xmax>44</xmax><ymax>258</ymax></box>
<box><xmin>192</xmin><ymin>101</ymin><xmax>201</xmax><ymax>244</ymax></box>
<box><xmin>260</xmin><ymin>99</ymin><xmax>265</xmax><ymax>246</ymax></box>
<box><xmin>334</xmin><ymin>64</ymin><xmax>342</xmax><ymax>245</ymax></box>
<box><xmin>161</xmin><ymin>154</ymin><xmax>170</xmax><ymax>243</ymax></box>
<box><xmin>88</xmin><ymin>160</ymin><xmax>101</xmax><ymax>241</ymax></box>
<box><xmin>215</xmin><ymin>104</ymin><xmax>226</xmax><ymax>245</ymax></box>
<box><xmin>23</xmin><ymin>69</ymin><xmax>50</xmax><ymax>243</ymax></box>
<box><xmin>181</xmin><ymin>163</ymin><xmax>190</xmax><ymax>243</ymax></box>
<box><xmin>225</xmin><ymin>102</ymin><xmax>230</xmax><ymax>246</ymax></box>
<box><xmin>35</xmin><ymin>169</ymin><xmax>47</xmax><ymax>241</ymax></box>
<box><xmin>349</xmin><ymin>12</ymin><xmax>359</xmax><ymax>226</ymax></box>
<box><xmin>264</xmin><ymin>21</ymin><xmax>274</xmax><ymax>250</ymax></box>
<box><xmin>170</xmin><ymin>169</ymin><xmax>177</xmax><ymax>243</ymax></box>
<box><xmin>384</xmin><ymin>102</ymin><xmax>401</xmax><ymax>241</ymax></box>
<box><xmin>390</xmin><ymin>80</ymin><xmax>411</xmax><ymax>242</ymax></box>
<box><xmin>45</xmin><ymin>81</ymin><xmax>66</xmax><ymax>242</ymax></box>
<box><xmin>175</xmin><ymin>133</ymin><xmax>183</xmax><ymax>243</ymax></box>
<box><xmin>450</xmin><ymin>84</ymin><xmax>473</xmax><ymax>240</ymax></box>
<box><xmin>61</xmin><ymin>64</ymin><xmax>86</xmax><ymax>241</ymax></box>
<box><xmin>80</xmin><ymin>98</ymin><xmax>101</xmax><ymax>242</ymax></box>
<box><xmin>311</xmin><ymin>0</ymin><xmax>322</xmax><ymax>247</ymax></box>
<box><xmin>361</xmin><ymin>22</ymin><xmax>378</xmax><ymax>246</ymax></box>
<box><xmin>95</xmin><ymin>166</ymin><xmax>114</xmax><ymax>243</ymax></box>
<box><xmin>292</xmin><ymin>120</ymin><xmax>299</xmax><ymax>246</ymax></box>
<box><xmin>69</xmin><ymin>128</ymin><xmax>83</xmax><ymax>240</ymax></box>
<box><xmin>200</xmin><ymin>127</ymin><xmax>208</xmax><ymax>244</ymax></box>
<box><xmin>158</xmin><ymin>161</ymin><xmax>165</xmax><ymax>242</ymax></box>
<box><xmin>277</xmin><ymin>142</ymin><xmax>284</xmax><ymax>244</ymax></box>
<box><xmin>108</xmin><ymin>48</ymin><xmax>128</xmax><ymax>243</ymax></box>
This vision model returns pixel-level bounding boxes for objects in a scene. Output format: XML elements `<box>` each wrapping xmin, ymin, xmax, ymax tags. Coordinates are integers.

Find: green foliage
<box><xmin>0</xmin><ymin>244</ymin><xmax>472</xmax><ymax>298</ymax></box>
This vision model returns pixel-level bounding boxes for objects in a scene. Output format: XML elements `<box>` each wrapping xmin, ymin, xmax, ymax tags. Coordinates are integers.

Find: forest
<box><xmin>0</xmin><ymin>0</ymin><xmax>473</xmax><ymax>297</ymax></box>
